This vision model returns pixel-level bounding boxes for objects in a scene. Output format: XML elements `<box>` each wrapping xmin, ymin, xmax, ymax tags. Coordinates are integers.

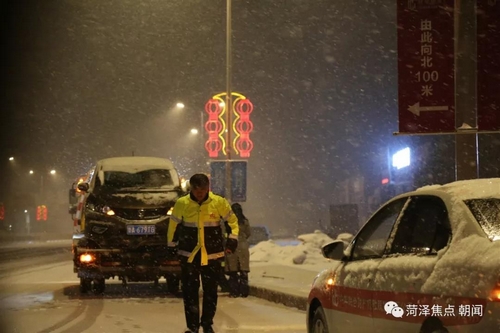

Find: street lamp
<box><xmin>176</xmin><ymin>101</ymin><xmax>205</xmax><ymax>144</ymax></box>
<box><xmin>29</xmin><ymin>169</ymin><xmax>57</xmax><ymax>203</ymax></box>
<box><xmin>8</xmin><ymin>157</ymin><xmax>14</xmax><ymax>161</ymax></box>
<box><xmin>24</xmin><ymin>209</ymin><xmax>31</xmax><ymax>235</ymax></box>
<box><xmin>175</xmin><ymin>102</ymin><xmax>209</xmax><ymax>172</ymax></box>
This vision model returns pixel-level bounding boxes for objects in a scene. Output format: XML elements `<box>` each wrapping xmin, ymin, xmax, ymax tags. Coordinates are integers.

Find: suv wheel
<box><xmin>311</xmin><ymin>306</ymin><xmax>329</xmax><ymax>333</ymax></box>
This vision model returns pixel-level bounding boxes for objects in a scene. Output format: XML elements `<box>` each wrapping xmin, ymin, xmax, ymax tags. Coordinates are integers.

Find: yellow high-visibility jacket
<box><xmin>167</xmin><ymin>192</ymin><xmax>239</xmax><ymax>265</ymax></box>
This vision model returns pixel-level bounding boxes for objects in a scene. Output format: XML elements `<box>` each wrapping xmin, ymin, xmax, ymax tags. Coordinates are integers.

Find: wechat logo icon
<box><xmin>385</xmin><ymin>301</ymin><xmax>404</xmax><ymax>318</ymax></box>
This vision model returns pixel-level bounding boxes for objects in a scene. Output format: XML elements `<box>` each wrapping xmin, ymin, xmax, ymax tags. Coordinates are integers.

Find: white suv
<box><xmin>307</xmin><ymin>178</ymin><xmax>500</xmax><ymax>333</ymax></box>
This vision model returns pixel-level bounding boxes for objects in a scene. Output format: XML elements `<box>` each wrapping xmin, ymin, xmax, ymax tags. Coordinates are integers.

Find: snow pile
<box><xmin>336</xmin><ymin>232</ymin><xmax>354</xmax><ymax>245</ymax></box>
<box><xmin>250</xmin><ymin>230</ymin><xmax>351</xmax><ymax>265</ymax></box>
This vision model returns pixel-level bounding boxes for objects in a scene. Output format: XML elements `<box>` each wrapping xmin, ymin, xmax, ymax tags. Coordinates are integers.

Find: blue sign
<box><xmin>210</xmin><ymin>161</ymin><xmax>226</xmax><ymax>197</ymax></box>
<box><xmin>209</xmin><ymin>161</ymin><xmax>247</xmax><ymax>202</ymax></box>
<box><xmin>230</xmin><ymin>161</ymin><xmax>247</xmax><ymax>202</ymax></box>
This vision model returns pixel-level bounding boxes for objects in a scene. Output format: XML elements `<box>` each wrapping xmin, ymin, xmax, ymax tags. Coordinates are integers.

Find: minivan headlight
<box><xmin>102</xmin><ymin>206</ymin><xmax>115</xmax><ymax>215</ymax></box>
<box><xmin>87</xmin><ymin>203</ymin><xmax>115</xmax><ymax>215</ymax></box>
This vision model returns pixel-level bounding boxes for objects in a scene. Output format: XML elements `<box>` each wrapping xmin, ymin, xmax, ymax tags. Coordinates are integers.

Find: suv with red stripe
<box><xmin>307</xmin><ymin>178</ymin><xmax>500</xmax><ymax>333</ymax></box>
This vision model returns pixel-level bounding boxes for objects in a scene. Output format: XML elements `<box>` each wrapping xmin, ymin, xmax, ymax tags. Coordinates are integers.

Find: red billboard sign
<box><xmin>477</xmin><ymin>0</ymin><xmax>500</xmax><ymax>131</ymax></box>
<box><xmin>397</xmin><ymin>0</ymin><xmax>455</xmax><ymax>134</ymax></box>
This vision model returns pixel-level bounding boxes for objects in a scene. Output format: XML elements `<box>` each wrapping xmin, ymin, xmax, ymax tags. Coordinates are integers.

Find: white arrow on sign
<box><xmin>408</xmin><ymin>102</ymin><xmax>449</xmax><ymax>116</ymax></box>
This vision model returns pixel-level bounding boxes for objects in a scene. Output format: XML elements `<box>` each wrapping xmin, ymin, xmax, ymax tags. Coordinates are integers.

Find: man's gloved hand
<box><xmin>225</xmin><ymin>238</ymin><xmax>238</xmax><ymax>254</ymax></box>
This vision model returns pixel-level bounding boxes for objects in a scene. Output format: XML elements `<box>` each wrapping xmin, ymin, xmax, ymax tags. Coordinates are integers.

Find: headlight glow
<box><xmin>325</xmin><ymin>273</ymin><xmax>337</xmax><ymax>288</ymax></box>
<box><xmin>79</xmin><ymin>254</ymin><xmax>95</xmax><ymax>263</ymax></box>
<box><xmin>102</xmin><ymin>206</ymin><xmax>115</xmax><ymax>215</ymax></box>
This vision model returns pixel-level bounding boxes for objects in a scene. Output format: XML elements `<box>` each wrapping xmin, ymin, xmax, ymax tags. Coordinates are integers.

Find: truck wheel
<box><xmin>93</xmin><ymin>278</ymin><xmax>105</xmax><ymax>294</ymax></box>
<box><xmin>167</xmin><ymin>275</ymin><xmax>180</xmax><ymax>294</ymax></box>
<box><xmin>80</xmin><ymin>278</ymin><xmax>92</xmax><ymax>294</ymax></box>
<box><xmin>121</xmin><ymin>277</ymin><xmax>128</xmax><ymax>288</ymax></box>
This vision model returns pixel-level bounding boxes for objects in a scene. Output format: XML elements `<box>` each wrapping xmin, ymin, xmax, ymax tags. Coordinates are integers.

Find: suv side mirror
<box><xmin>77</xmin><ymin>182</ymin><xmax>90</xmax><ymax>192</ymax></box>
<box><xmin>321</xmin><ymin>240</ymin><xmax>347</xmax><ymax>261</ymax></box>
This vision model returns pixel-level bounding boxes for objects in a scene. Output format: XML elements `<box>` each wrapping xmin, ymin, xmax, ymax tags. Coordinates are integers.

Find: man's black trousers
<box><xmin>180</xmin><ymin>254</ymin><xmax>221</xmax><ymax>331</ymax></box>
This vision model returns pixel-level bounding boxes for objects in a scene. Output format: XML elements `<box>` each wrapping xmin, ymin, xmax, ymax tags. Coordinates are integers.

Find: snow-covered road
<box><xmin>0</xmin><ymin>254</ymin><xmax>307</xmax><ymax>333</ymax></box>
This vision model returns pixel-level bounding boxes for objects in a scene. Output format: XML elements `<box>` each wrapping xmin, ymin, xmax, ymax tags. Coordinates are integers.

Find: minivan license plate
<box><xmin>127</xmin><ymin>225</ymin><xmax>156</xmax><ymax>235</ymax></box>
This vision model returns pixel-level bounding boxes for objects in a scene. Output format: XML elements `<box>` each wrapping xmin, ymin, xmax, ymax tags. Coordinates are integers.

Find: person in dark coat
<box><xmin>224</xmin><ymin>203</ymin><xmax>251</xmax><ymax>297</ymax></box>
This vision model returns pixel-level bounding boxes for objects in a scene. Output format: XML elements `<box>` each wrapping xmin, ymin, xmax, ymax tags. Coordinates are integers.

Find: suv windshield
<box><xmin>464</xmin><ymin>198</ymin><xmax>500</xmax><ymax>241</ymax></box>
<box><xmin>100</xmin><ymin>169</ymin><xmax>174</xmax><ymax>189</ymax></box>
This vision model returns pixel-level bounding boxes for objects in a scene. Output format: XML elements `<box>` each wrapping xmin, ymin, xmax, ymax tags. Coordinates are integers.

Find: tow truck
<box><xmin>70</xmin><ymin>156</ymin><xmax>187</xmax><ymax>294</ymax></box>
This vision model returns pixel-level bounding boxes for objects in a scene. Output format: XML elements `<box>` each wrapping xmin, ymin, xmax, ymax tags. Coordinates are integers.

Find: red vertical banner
<box><xmin>397</xmin><ymin>0</ymin><xmax>455</xmax><ymax>134</ymax></box>
<box><xmin>477</xmin><ymin>0</ymin><xmax>500</xmax><ymax>131</ymax></box>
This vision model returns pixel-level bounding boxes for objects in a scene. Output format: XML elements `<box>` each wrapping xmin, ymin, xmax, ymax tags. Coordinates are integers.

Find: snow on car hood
<box><xmin>106</xmin><ymin>191</ymin><xmax>180</xmax><ymax>207</ymax></box>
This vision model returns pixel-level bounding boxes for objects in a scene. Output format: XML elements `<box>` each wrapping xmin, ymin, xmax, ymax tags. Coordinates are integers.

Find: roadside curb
<box><xmin>249</xmin><ymin>285</ymin><xmax>308</xmax><ymax>311</ymax></box>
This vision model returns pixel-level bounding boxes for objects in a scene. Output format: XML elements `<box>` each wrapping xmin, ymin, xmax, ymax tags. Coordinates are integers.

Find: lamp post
<box><xmin>30</xmin><ymin>169</ymin><xmax>56</xmax><ymax>204</ymax></box>
<box><xmin>24</xmin><ymin>209</ymin><xmax>30</xmax><ymax>235</ymax></box>
<box><xmin>176</xmin><ymin>102</ymin><xmax>208</xmax><ymax>171</ymax></box>
<box><xmin>225</xmin><ymin>0</ymin><xmax>233</xmax><ymax>202</ymax></box>
<box><xmin>6</xmin><ymin>158</ymin><xmax>58</xmax><ymax>232</ymax></box>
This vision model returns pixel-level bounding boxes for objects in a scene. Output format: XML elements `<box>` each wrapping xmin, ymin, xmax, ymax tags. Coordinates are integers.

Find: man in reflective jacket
<box><xmin>168</xmin><ymin>173</ymin><xmax>239</xmax><ymax>333</ymax></box>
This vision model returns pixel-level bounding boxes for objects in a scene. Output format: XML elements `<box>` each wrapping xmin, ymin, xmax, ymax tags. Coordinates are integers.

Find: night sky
<box><xmin>1</xmin><ymin>0</ymin><xmax>499</xmax><ymax>235</ymax></box>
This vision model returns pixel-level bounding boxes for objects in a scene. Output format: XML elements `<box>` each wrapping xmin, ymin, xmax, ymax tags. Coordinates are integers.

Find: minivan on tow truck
<box><xmin>72</xmin><ymin>156</ymin><xmax>187</xmax><ymax>294</ymax></box>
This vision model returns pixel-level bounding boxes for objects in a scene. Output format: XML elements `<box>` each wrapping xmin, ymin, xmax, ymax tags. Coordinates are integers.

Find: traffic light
<box><xmin>0</xmin><ymin>204</ymin><xmax>5</xmax><ymax>220</ymax></box>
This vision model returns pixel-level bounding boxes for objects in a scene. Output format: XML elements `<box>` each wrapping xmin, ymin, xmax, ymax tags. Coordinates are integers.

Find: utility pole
<box><xmin>225</xmin><ymin>0</ymin><xmax>233</xmax><ymax>202</ymax></box>
<box><xmin>455</xmin><ymin>0</ymin><xmax>479</xmax><ymax>180</ymax></box>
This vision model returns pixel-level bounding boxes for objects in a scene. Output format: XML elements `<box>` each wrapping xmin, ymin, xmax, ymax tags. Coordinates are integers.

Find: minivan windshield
<box><xmin>464</xmin><ymin>198</ymin><xmax>500</xmax><ymax>241</ymax></box>
<box><xmin>99</xmin><ymin>169</ymin><xmax>174</xmax><ymax>189</ymax></box>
